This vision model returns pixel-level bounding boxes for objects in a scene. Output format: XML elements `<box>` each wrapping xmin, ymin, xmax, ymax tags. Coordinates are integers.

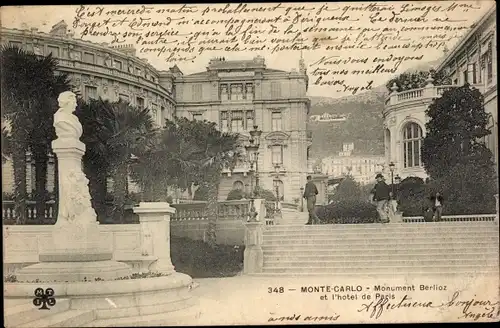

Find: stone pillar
<box><xmin>495</xmin><ymin>194</ymin><xmax>499</xmax><ymax>223</ymax></box>
<box><xmin>243</xmin><ymin>221</ymin><xmax>264</xmax><ymax>274</ymax></box>
<box><xmin>133</xmin><ymin>202</ymin><xmax>176</xmax><ymax>274</ymax></box>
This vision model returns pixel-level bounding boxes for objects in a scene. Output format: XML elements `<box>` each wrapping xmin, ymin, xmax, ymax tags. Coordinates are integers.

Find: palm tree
<box><xmin>130</xmin><ymin>117</ymin><xmax>241</xmax><ymax>246</ymax></box>
<box><xmin>1</xmin><ymin>45</ymin><xmax>69</xmax><ymax>224</ymax></box>
<box><xmin>76</xmin><ymin>98</ymin><xmax>156</xmax><ymax>223</ymax></box>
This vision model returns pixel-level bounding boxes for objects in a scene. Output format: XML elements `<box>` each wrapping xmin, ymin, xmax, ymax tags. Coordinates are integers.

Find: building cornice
<box><xmin>1</xmin><ymin>27</ymin><xmax>170</xmax><ymax>78</ymax></box>
<box><xmin>435</xmin><ymin>5</ymin><xmax>496</xmax><ymax>73</ymax></box>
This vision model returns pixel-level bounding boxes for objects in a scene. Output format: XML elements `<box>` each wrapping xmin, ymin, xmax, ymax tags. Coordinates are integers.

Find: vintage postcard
<box><xmin>1</xmin><ymin>1</ymin><xmax>499</xmax><ymax>326</ymax></box>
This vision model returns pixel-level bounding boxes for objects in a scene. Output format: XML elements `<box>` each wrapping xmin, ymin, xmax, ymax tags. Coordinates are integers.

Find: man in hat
<box><xmin>371</xmin><ymin>173</ymin><xmax>391</xmax><ymax>223</ymax></box>
<box><xmin>303</xmin><ymin>175</ymin><xmax>320</xmax><ymax>225</ymax></box>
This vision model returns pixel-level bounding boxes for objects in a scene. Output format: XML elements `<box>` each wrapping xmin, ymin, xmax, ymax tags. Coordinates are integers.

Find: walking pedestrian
<box><xmin>429</xmin><ymin>192</ymin><xmax>444</xmax><ymax>222</ymax></box>
<box><xmin>303</xmin><ymin>175</ymin><xmax>320</xmax><ymax>225</ymax></box>
<box><xmin>370</xmin><ymin>173</ymin><xmax>391</xmax><ymax>223</ymax></box>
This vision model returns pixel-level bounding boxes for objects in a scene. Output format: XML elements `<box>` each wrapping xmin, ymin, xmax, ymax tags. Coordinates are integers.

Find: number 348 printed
<box><xmin>268</xmin><ymin>287</ymin><xmax>285</xmax><ymax>294</ymax></box>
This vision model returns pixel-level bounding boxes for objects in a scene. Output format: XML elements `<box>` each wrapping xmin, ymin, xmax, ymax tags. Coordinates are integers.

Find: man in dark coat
<box><xmin>429</xmin><ymin>192</ymin><xmax>444</xmax><ymax>222</ymax></box>
<box><xmin>370</xmin><ymin>173</ymin><xmax>391</xmax><ymax>223</ymax></box>
<box><xmin>303</xmin><ymin>175</ymin><xmax>320</xmax><ymax>225</ymax></box>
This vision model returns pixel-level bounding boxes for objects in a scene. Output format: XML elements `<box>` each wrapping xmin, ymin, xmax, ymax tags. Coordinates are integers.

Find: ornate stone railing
<box><xmin>384</xmin><ymin>83</ymin><xmax>485</xmax><ymax>107</ymax></box>
<box><xmin>171</xmin><ymin>199</ymin><xmax>252</xmax><ymax>221</ymax></box>
<box><xmin>2</xmin><ymin>200</ymin><xmax>56</xmax><ymax>224</ymax></box>
<box><xmin>403</xmin><ymin>214</ymin><xmax>497</xmax><ymax>223</ymax></box>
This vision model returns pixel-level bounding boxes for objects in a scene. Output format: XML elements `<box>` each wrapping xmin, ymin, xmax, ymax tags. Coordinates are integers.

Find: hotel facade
<box><xmin>383</xmin><ymin>7</ymin><xmax>497</xmax><ymax>180</ymax></box>
<box><xmin>1</xmin><ymin>21</ymin><xmax>312</xmax><ymax>202</ymax></box>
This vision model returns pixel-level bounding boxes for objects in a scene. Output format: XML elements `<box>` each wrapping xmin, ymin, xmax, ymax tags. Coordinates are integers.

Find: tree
<box><xmin>76</xmin><ymin>98</ymin><xmax>156</xmax><ymax>223</ymax></box>
<box><xmin>421</xmin><ymin>84</ymin><xmax>497</xmax><ymax>214</ymax></box>
<box><xmin>131</xmin><ymin>117</ymin><xmax>242</xmax><ymax>247</ymax></box>
<box><xmin>331</xmin><ymin>175</ymin><xmax>363</xmax><ymax>202</ymax></box>
<box><xmin>422</xmin><ymin>84</ymin><xmax>493</xmax><ymax>179</ymax></box>
<box><xmin>385</xmin><ymin>69</ymin><xmax>451</xmax><ymax>92</ymax></box>
<box><xmin>1</xmin><ymin>45</ymin><xmax>70</xmax><ymax>224</ymax></box>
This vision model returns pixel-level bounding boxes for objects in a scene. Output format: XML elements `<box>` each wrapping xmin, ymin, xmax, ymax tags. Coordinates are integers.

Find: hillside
<box><xmin>308</xmin><ymin>84</ymin><xmax>387</xmax><ymax>159</ymax></box>
<box><xmin>308</xmin><ymin>60</ymin><xmax>439</xmax><ymax>159</ymax></box>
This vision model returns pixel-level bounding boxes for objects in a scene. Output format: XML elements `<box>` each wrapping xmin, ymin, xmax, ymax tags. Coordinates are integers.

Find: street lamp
<box><xmin>274</xmin><ymin>163</ymin><xmax>281</xmax><ymax>212</ymax></box>
<box><xmin>249</xmin><ymin>125</ymin><xmax>262</xmax><ymax>191</ymax></box>
<box><xmin>300</xmin><ymin>186</ymin><xmax>304</xmax><ymax>212</ymax></box>
<box><xmin>388</xmin><ymin>161</ymin><xmax>395</xmax><ymax>197</ymax></box>
<box><xmin>394</xmin><ymin>174</ymin><xmax>401</xmax><ymax>202</ymax></box>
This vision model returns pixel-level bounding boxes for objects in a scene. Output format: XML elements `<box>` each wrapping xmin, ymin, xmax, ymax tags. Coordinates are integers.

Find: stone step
<box><xmin>261</xmin><ymin>265</ymin><xmax>500</xmax><ymax>274</ymax></box>
<box><xmin>265</xmin><ymin>222</ymin><xmax>498</xmax><ymax>231</ymax></box>
<box><xmin>252</xmin><ymin>270</ymin><xmax>500</xmax><ymax>277</ymax></box>
<box><xmin>83</xmin><ymin>297</ymin><xmax>200</xmax><ymax>327</ymax></box>
<box><xmin>263</xmin><ymin>252</ymin><xmax>499</xmax><ymax>262</ymax></box>
<box><xmin>261</xmin><ymin>241</ymin><xmax>496</xmax><ymax>251</ymax></box>
<box><xmin>263</xmin><ymin>231</ymin><xmax>497</xmax><ymax>239</ymax></box>
<box><xmin>4</xmin><ymin>298</ymin><xmax>71</xmax><ymax>327</ymax></box>
<box><xmin>262</xmin><ymin>236</ymin><xmax>499</xmax><ymax>246</ymax></box>
<box><xmin>263</xmin><ymin>258</ymin><xmax>499</xmax><ymax>268</ymax></box>
<box><xmin>264</xmin><ymin>225</ymin><xmax>497</xmax><ymax>232</ymax></box>
<box><xmin>262</xmin><ymin>248</ymin><xmax>499</xmax><ymax>256</ymax></box>
<box><xmin>19</xmin><ymin>310</ymin><xmax>96</xmax><ymax>328</ymax></box>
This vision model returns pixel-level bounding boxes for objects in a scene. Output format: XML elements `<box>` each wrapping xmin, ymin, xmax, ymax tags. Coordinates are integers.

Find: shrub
<box><xmin>397</xmin><ymin>177</ymin><xmax>428</xmax><ymax>216</ymax></box>
<box><xmin>193</xmin><ymin>185</ymin><xmax>209</xmax><ymax>201</ymax></box>
<box><xmin>254</xmin><ymin>186</ymin><xmax>277</xmax><ymax>201</ymax></box>
<box><xmin>226</xmin><ymin>189</ymin><xmax>247</xmax><ymax>200</ymax></box>
<box><xmin>316</xmin><ymin>200</ymin><xmax>378</xmax><ymax>224</ymax></box>
<box><xmin>331</xmin><ymin>176</ymin><xmax>364</xmax><ymax>202</ymax></box>
<box><xmin>170</xmin><ymin>236</ymin><xmax>244</xmax><ymax>278</ymax></box>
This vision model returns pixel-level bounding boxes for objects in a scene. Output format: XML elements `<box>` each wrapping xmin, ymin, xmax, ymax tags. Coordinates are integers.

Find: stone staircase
<box><xmin>260</xmin><ymin>221</ymin><xmax>499</xmax><ymax>275</ymax></box>
<box><xmin>4</xmin><ymin>298</ymin><xmax>96</xmax><ymax>327</ymax></box>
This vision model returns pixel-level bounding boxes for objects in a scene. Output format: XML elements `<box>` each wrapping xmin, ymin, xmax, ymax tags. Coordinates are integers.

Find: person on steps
<box><xmin>303</xmin><ymin>175</ymin><xmax>320</xmax><ymax>225</ymax></box>
<box><xmin>370</xmin><ymin>173</ymin><xmax>391</xmax><ymax>223</ymax></box>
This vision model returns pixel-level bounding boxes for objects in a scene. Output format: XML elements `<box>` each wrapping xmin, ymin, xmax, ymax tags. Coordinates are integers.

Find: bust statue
<box><xmin>54</xmin><ymin>91</ymin><xmax>82</xmax><ymax>139</ymax></box>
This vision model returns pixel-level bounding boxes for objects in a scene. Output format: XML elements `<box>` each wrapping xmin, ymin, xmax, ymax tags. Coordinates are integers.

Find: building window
<box><xmin>246</xmin><ymin>111</ymin><xmax>254</xmax><ymax>130</ymax></box>
<box><xmin>230</xmin><ymin>84</ymin><xmax>243</xmax><ymax>100</ymax></box>
<box><xmin>9</xmin><ymin>41</ymin><xmax>22</xmax><ymax>48</ymax></box>
<box><xmin>136</xmin><ymin>97</ymin><xmax>145</xmax><ymax>110</ymax></box>
<box><xmin>402</xmin><ymin>122</ymin><xmax>423</xmax><ymax>168</ymax></box>
<box><xmin>220</xmin><ymin>111</ymin><xmax>229</xmax><ymax>132</ymax></box>
<box><xmin>231</xmin><ymin>111</ymin><xmax>244</xmax><ymax>132</ymax></box>
<box><xmin>463</xmin><ymin>70</ymin><xmax>468</xmax><ymax>84</ymax></box>
<box><xmin>47</xmin><ymin>45</ymin><xmax>60</xmax><ymax>57</ymax></box>
<box><xmin>119</xmin><ymin>94</ymin><xmax>130</xmax><ymax>102</ymax></box>
<box><xmin>273</xmin><ymin>179</ymin><xmax>285</xmax><ymax>201</ymax></box>
<box><xmin>246</xmin><ymin>83</ymin><xmax>254</xmax><ymax>100</ymax></box>
<box><xmin>193</xmin><ymin>113</ymin><xmax>203</xmax><ymax>121</ymax></box>
<box><xmin>271</xmin><ymin>145</ymin><xmax>283</xmax><ymax>165</ymax></box>
<box><xmin>487</xmin><ymin>41</ymin><xmax>493</xmax><ymax>83</ymax></box>
<box><xmin>271</xmin><ymin>111</ymin><xmax>283</xmax><ymax>131</ymax></box>
<box><xmin>220</xmin><ymin>84</ymin><xmax>229</xmax><ymax>101</ymax></box>
<box><xmin>233</xmin><ymin>180</ymin><xmax>244</xmax><ymax>190</ymax></box>
<box><xmin>160</xmin><ymin>106</ymin><xmax>166</xmax><ymax>123</ymax></box>
<box><xmin>84</xmin><ymin>86</ymin><xmax>97</xmax><ymax>100</ymax></box>
<box><xmin>271</xmin><ymin>82</ymin><xmax>281</xmax><ymax>98</ymax></box>
<box><xmin>83</xmin><ymin>52</ymin><xmax>95</xmax><ymax>64</ymax></box>
<box><xmin>136</xmin><ymin>67</ymin><xmax>142</xmax><ymax>76</ymax></box>
<box><xmin>114</xmin><ymin>60</ymin><xmax>122</xmax><ymax>70</ymax></box>
<box><xmin>472</xmin><ymin>62</ymin><xmax>478</xmax><ymax>84</ymax></box>
<box><xmin>192</xmin><ymin>84</ymin><xmax>202</xmax><ymax>101</ymax></box>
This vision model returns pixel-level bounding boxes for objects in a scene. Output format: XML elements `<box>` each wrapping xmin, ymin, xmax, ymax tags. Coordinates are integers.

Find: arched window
<box><xmin>273</xmin><ymin>179</ymin><xmax>284</xmax><ymax>201</ymax></box>
<box><xmin>402</xmin><ymin>122</ymin><xmax>423</xmax><ymax>168</ymax></box>
<box><xmin>384</xmin><ymin>128</ymin><xmax>391</xmax><ymax>162</ymax></box>
<box><xmin>233</xmin><ymin>180</ymin><xmax>244</xmax><ymax>191</ymax></box>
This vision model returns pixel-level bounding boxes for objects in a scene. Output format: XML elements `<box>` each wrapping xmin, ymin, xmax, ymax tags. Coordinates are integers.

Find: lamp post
<box><xmin>389</xmin><ymin>161</ymin><xmax>395</xmax><ymax>197</ymax></box>
<box><xmin>249</xmin><ymin>125</ymin><xmax>262</xmax><ymax>192</ymax></box>
<box><xmin>394</xmin><ymin>174</ymin><xmax>401</xmax><ymax>202</ymax></box>
<box><xmin>300</xmin><ymin>187</ymin><xmax>304</xmax><ymax>212</ymax></box>
<box><xmin>274</xmin><ymin>163</ymin><xmax>280</xmax><ymax>212</ymax></box>
<box><xmin>245</xmin><ymin>128</ymin><xmax>261</xmax><ymax>222</ymax></box>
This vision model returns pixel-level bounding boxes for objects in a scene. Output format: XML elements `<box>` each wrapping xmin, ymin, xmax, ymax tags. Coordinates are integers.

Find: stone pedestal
<box><xmin>133</xmin><ymin>202</ymin><xmax>176</xmax><ymax>274</ymax></box>
<box><xmin>243</xmin><ymin>221</ymin><xmax>264</xmax><ymax>274</ymax></box>
<box><xmin>16</xmin><ymin>91</ymin><xmax>132</xmax><ymax>282</ymax></box>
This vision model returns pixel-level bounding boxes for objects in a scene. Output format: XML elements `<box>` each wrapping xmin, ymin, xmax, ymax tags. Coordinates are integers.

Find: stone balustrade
<box><xmin>2</xmin><ymin>200</ymin><xmax>56</xmax><ymax>224</ymax></box>
<box><xmin>384</xmin><ymin>83</ymin><xmax>485</xmax><ymax>108</ymax></box>
<box><xmin>403</xmin><ymin>214</ymin><xmax>497</xmax><ymax>223</ymax></box>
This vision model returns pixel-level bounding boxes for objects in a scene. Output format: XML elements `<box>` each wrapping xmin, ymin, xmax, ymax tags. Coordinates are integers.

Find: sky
<box><xmin>1</xmin><ymin>2</ymin><xmax>495</xmax><ymax>98</ymax></box>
